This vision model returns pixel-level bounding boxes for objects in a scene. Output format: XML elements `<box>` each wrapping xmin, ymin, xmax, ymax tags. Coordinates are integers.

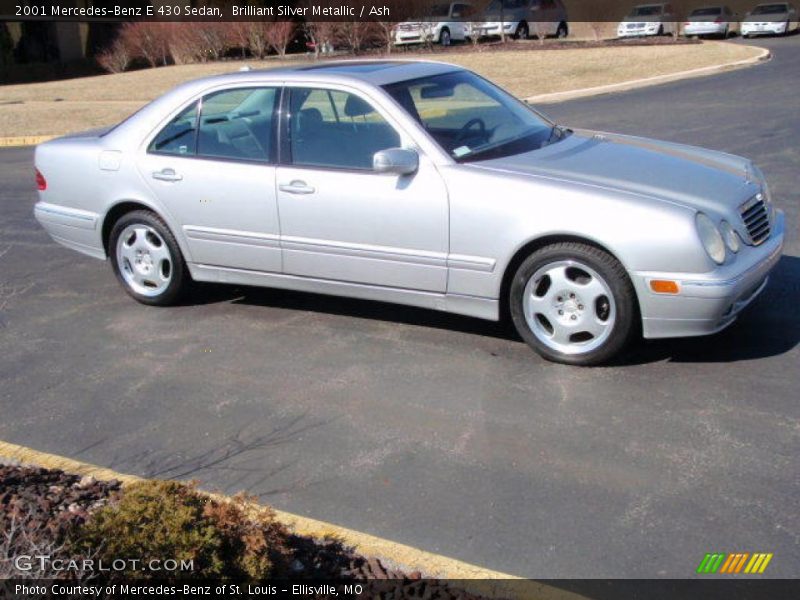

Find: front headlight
<box><xmin>719</xmin><ymin>221</ymin><xmax>741</xmax><ymax>253</ymax></box>
<box><xmin>696</xmin><ymin>212</ymin><xmax>726</xmax><ymax>264</ymax></box>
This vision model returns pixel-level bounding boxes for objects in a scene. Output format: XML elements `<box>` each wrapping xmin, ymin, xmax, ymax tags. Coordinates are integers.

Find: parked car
<box><xmin>618</xmin><ymin>3</ymin><xmax>678</xmax><ymax>37</ymax></box>
<box><xmin>683</xmin><ymin>5</ymin><xmax>739</xmax><ymax>37</ymax></box>
<box><xmin>34</xmin><ymin>60</ymin><xmax>784</xmax><ymax>365</ymax></box>
<box><xmin>394</xmin><ymin>2</ymin><xmax>472</xmax><ymax>46</ymax></box>
<box><xmin>741</xmin><ymin>2</ymin><xmax>798</xmax><ymax>36</ymax></box>
<box><xmin>475</xmin><ymin>0</ymin><xmax>569</xmax><ymax>40</ymax></box>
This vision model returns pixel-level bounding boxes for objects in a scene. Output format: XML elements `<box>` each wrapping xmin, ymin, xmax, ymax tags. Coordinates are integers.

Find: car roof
<box><xmin>185</xmin><ymin>60</ymin><xmax>462</xmax><ymax>90</ymax></box>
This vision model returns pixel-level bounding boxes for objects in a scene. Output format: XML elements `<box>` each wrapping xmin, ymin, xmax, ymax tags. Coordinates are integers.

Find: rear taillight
<box><xmin>715</xmin><ymin>17</ymin><xmax>724</xmax><ymax>23</ymax></box>
<box><xmin>35</xmin><ymin>168</ymin><xmax>47</xmax><ymax>191</ymax></box>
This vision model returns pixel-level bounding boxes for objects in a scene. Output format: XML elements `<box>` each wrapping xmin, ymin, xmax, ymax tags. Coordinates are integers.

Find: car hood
<box><xmin>743</xmin><ymin>12</ymin><xmax>790</xmax><ymax>21</ymax></box>
<box><xmin>475</xmin><ymin>130</ymin><xmax>758</xmax><ymax>214</ymax></box>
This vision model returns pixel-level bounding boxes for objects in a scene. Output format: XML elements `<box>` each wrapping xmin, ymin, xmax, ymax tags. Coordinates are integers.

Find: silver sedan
<box><xmin>33</xmin><ymin>60</ymin><xmax>784</xmax><ymax>365</ymax></box>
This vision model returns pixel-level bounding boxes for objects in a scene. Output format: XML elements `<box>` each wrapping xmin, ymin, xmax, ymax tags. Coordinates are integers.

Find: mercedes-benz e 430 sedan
<box><xmin>34</xmin><ymin>60</ymin><xmax>784</xmax><ymax>365</ymax></box>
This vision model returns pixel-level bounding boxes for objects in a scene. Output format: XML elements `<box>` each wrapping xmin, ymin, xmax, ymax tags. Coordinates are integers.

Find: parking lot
<box><xmin>0</xmin><ymin>36</ymin><xmax>797</xmax><ymax>578</ymax></box>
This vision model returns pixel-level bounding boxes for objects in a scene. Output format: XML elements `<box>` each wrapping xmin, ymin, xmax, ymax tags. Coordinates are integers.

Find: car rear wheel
<box><xmin>109</xmin><ymin>210</ymin><xmax>188</xmax><ymax>306</ymax></box>
<box><xmin>556</xmin><ymin>22</ymin><xmax>568</xmax><ymax>38</ymax></box>
<box><xmin>439</xmin><ymin>27</ymin><xmax>451</xmax><ymax>46</ymax></box>
<box><xmin>515</xmin><ymin>22</ymin><xmax>529</xmax><ymax>39</ymax></box>
<box><xmin>509</xmin><ymin>243</ymin><xmax>638</xmax><ymax>366</ymax></box>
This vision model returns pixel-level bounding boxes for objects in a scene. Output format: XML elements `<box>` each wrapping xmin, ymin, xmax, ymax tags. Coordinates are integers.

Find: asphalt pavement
<box><xmin>0</xmin><ymin>36</ymin><xmax>798</xmax><ymax>578</ymax></box>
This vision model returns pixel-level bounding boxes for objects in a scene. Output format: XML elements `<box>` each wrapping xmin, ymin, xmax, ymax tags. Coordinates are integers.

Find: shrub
<box><xmin>76</xmin><ymin>480</ymin><xmax>290</xmax><ymax>581</ymax></box>
<box><xmin>96</xmin><ymin>39</ymin><xmax>130</xmax><ymax>74</ymax></box>
<box><xmin>119</xmin><ymin>22</ymin><xmax>170</xmax><ymax>68</ymax></box>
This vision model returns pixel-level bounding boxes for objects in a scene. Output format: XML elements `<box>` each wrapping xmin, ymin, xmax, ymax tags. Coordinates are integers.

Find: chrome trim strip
<box><xmin>35</xmin><ymin>203</ymin><xmax>97</xmax><ymax>224</ymax></box>
<box><xmin>184</xmin><ymin>226</ymin><xmax>280</xmax><ymax>248</ymax></box>
<box><xmin>281</xmin><ymin>235</ymin><xmax>448</xmax><ymax>268</ymax></box>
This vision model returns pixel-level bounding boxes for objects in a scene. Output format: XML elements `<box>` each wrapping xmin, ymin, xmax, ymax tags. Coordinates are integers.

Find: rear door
<box><xmin>138</xmin><ymin>86</ymin><xmax>282</xmax><ymax>273</ymax></box>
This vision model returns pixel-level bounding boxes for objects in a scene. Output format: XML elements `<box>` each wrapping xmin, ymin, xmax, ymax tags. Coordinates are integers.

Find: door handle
<box><xmin>152</xmin><ymin>168</ymin><xmax>183</xmax><ymax>182</ymax></box>
<box><xmin>279</xmin><ymin>180</ymin><xmax>315</xmax><ymax>195</ymax></box>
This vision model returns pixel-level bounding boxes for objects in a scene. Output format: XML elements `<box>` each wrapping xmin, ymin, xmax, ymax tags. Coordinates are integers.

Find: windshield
<box><xmin>487</xmin><ymin>0</ymin><xmax>528</xmax><ymax>11</ymax></box>
<box><xmin>384</xmin><ymin>70</ymin><xmax>558</xmax><ymax>163</ymax></box>
<box><xmin>630</xmin><ymin>5</ymin><xmax>663</xmax><ymax>16</ymax></box>
<box><xmin>752</xmin><ymin>3</ymin><xmax>788</xmax><ymax>14</ymax></box>
<box><xmin>430</xmin><ymin>3</ymin><xmax>450</xmax><ymax>17</ymax></box>
<box><xmin>690</xmin><ymin>7</ymin><xmax>722</xmax><ymax>16</ymax></box>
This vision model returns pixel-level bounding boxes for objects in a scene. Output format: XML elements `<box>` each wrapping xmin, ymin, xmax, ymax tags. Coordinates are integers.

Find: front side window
<box><xmin>289</xmin><ymin>88</ymin><xmax>401</xmax><ymax>170</ymax></box>
<box><xmin>149</xmin><ymin>103</ymin><xmax>198</xmax><ymax>156</ymax></box>
<box><xmin>384</xmin><ymin>70</ymin><xmax>555</xmax><ymax>163</ymax></box>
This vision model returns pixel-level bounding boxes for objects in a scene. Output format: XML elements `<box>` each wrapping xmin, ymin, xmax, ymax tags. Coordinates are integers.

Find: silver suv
<box><xmin>476</xmin><ymin>0</ymin><xmax>569</xmax><ymax>40</ymax></box>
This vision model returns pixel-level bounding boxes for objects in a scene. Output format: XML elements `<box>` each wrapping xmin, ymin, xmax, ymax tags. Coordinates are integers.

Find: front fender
<box><xmin>442</xmin><ymin>166</ymin><xmax>709</xmax><ymax>299</ymax></box>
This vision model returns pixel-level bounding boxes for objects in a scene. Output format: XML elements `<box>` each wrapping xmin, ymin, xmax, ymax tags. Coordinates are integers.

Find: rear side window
<box><xmin>149</xmin><ymin>103</ymin><xmax>198</xmax><ymax>156</ymax></box>
<box><xmin>197</xmin><ymin>87</ymin><xmax>278</xmax><ymax>162</ymax></box>
<box><xmin>148</xmin><ymin>87</ymin><xmax>278</xmax><ymax>162</ymax></box>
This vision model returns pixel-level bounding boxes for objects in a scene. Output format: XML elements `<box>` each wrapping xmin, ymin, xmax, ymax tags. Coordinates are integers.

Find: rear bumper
<box><xmin>635</xmin><ymin>210</ymin><xmax>785</xmax><ymax>339</ymax></box>
<box><xmin>34</xmin><ymin>201</ymin><xmax>105</xmax><ymax>259</ymax></box>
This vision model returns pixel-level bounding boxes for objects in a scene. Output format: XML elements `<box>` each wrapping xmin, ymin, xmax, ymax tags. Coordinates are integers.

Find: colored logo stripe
<box><xmin>744</xmin><ymin>553</ymin><xmax>773</xmax><ymax>574</ymax></box>
<box><xmin>697</xmin><ymin>553</ymin><xmax>773</xmax><ymax>574</ymax></box>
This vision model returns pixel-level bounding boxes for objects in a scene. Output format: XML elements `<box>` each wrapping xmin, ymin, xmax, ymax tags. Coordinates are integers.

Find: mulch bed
<box><xmin>0</xmin><ymin>463</ymin><xmax>494</xmax><ymax>599</ymax></box>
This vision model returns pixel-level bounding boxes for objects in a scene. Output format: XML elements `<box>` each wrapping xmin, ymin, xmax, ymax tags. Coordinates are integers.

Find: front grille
<box><xmin>740</xmin><ymin>194</ymin><xmax>771</xmax><ymax>245</ymax></box>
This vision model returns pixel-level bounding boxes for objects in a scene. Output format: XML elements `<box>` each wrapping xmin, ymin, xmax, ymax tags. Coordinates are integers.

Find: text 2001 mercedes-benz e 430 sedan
<box><xmin>34</xmin><ymin>60</ymin><xmax>784</xmax><ymax>365</ymax></box>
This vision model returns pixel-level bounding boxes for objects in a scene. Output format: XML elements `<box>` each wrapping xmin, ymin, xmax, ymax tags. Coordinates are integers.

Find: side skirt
<box><xmin>189</xmin><ymin>263</ymin><xmax>499</xmax><ymax>322</ymax></box>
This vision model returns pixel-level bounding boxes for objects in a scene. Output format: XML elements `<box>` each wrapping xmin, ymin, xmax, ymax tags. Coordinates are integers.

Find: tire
<box><xmin>509</xmin><ymin>242</ymin><xmax>638</xmax><ymax>366</ymax></box>
<box><xmin>556</xmin><ymin>22</ymin><xmax>568</xmax><ymax>38</ymax></box>
<box><xmin>657</xmin><ymin>24</ymin><xmax>664</xmax><ymax>36</ymax></box>
<box><xmin>515</xmin><ymin>21</ymin><xmax>529</xmax><ymax>40</ymax></box>
<box><xmin>109</xmin><ymin>209</ymin><xmax>189</xmax><ymax>306</ymax></box>
<box><xmin>439</xmin><ymin>27</ymin><xmax>451</xmax><ymax>46</ymax></box>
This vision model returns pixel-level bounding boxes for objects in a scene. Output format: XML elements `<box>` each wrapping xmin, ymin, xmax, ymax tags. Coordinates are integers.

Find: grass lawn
<box><xmin>0</xmin><ymin>41</ymin><xmax>762</xmax><ymax>137</ymax></box>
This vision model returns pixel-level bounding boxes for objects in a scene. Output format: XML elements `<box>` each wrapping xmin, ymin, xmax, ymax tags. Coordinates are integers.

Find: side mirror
<box><xmin>373</xmin><ymin>148</ymin><xmax>419</xmax><ymax>176</ymax></box>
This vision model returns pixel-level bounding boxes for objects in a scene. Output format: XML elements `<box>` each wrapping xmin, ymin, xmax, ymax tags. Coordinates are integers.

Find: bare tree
<box><xmin>304</xmin><ymin>21</ymin><xmax>338</xmax><ymax>58</ymax></box>
<box><xmin>264</xmin><ymin>21</ymin><xmax>297</xmax><ymax>58</ymax></box>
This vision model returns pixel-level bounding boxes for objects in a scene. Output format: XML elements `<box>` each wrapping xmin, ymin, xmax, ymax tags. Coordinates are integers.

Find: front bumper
<box><xmin>741</xmin><ymin>21</ymin><xmax>788</xmax><ymax>35</ymax></box>
<box><xmin>635</xmin><ymin>210</ymin><xmax>785</xmax><ymax>339</ymax></box>
<box><xmin>618</xmin><ymin>23</ymin><xmax>662</xmax><ymax>37</ymax></box>
<box><xmin>684</xmin><ymin>23</ymin><xmax>728</xmax><ymax>36</ymax></box>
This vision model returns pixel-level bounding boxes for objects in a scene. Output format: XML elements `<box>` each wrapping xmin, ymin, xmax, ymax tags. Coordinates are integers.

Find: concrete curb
<box><xmin>526</xmin><ymin>44</ymin><xmax>771</xmax><ymax>104</ymax></box>
<box><xmin>0</xmin><ymin>440</ymin><xmax>588</xmax><ymax>600</ymax></box>
<box><xmin>0</xmin><ymin>135</ymin><xmax>56</xmax><ymax>147</ymax></box>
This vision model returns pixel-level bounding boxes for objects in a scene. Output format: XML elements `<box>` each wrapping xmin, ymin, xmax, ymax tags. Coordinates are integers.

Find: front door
<box><xmin>138</xmin><ymin>86</ymin><xmax>282</xmax><ymax>273</ymax></box>
<box><xmin>276</xmin><ymin>86</ymin><xmax>449</xmax><ymax>293</ymax></box>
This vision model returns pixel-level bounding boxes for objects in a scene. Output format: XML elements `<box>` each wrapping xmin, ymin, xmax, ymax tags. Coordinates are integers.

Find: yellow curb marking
<box><xmin>0</xmin><ymin>440</ymin><xmax>588</xmax><ymax>600</ymax></box>
<box><xmin>0</xmin><ymin>135</ymin><xmax>57</xmax><ymax>147</ymax></box>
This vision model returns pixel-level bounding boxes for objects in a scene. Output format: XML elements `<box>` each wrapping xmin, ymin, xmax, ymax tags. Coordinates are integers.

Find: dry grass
<box><xmin>0</xmin><ymin>41</ymin><xmax>762</xmax><ymax>137</ymax></box>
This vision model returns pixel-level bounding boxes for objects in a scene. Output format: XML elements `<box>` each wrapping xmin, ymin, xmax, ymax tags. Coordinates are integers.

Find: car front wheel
<box><xmin>109</xmin><ymin>209</ymin><xmax>189</xmax><ymax>306</ymax></box>
<box><xmin>509</xmin><ymin>243</ymin><xmax>638</xmax><ymax>366</ymax></box>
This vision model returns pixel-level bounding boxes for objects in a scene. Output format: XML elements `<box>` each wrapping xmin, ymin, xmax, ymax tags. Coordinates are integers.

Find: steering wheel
<box><xmin>453</xmin><ymin>118</ymin><xmax>488</xmax><ymax>148</ymax></box>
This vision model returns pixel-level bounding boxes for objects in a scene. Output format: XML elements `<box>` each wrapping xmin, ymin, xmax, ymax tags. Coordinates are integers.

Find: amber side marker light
<box><xmin>650</xmin><ymin>280</ymin><xmax>680</xmax><ymax>294</ymax></box>
<box><xmin>35</xmin><ymin>168</ymin><xmax>47</xmax><ymax>191</ymax></box>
